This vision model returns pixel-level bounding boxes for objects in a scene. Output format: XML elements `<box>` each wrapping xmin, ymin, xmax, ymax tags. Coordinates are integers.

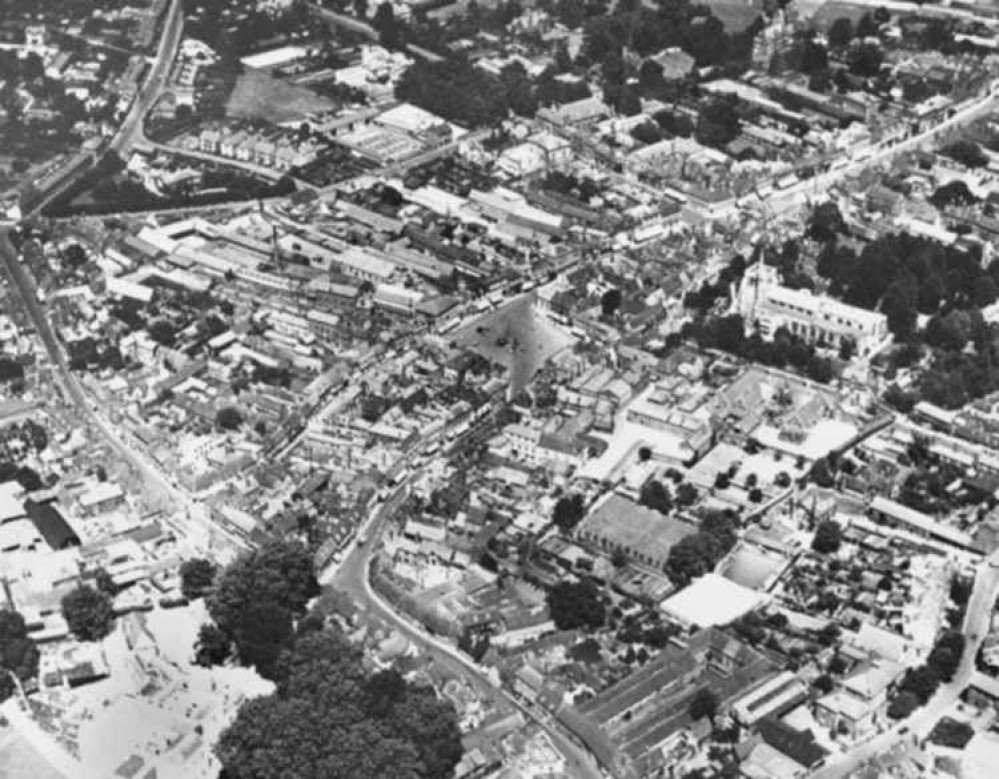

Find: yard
<box><xmin>226</xmin><ymin>70</ymin><xmax>337</xmax><ymax>124</ymax></box>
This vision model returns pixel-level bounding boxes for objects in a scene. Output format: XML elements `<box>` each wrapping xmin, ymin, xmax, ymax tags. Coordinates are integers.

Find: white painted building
<box><xmin>734</xmin><ymin>262</ymin><xmax>890</xmax><ymax>357</ymax></box>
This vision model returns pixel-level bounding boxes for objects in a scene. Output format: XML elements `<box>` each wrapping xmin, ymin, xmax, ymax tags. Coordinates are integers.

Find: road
<box><xmin>739</xmin><ymin>83</ymin><xmax>999</xmax><ymax>220</ymax></box>
<box><xmin>812</xmin><ymin>548</ymin><xmax>999</xmax><ymax>779</ymax></box>
<box><xmin>111</xmin><ymin>0</ymin><xmax>184</xmax><ymax>155</ymax></box>
<box><xmin>322</xmin><ymin>476</ymin><xmax>605</xmax><ymax>779</ymax></box>
<box><xmin>0</xmin><ymin>229</ymin><xmax>248</xmax><ymax>557</ymax></box>
<box><xmin>22</xmin><ymin>0</ymin><xmax>184</xmax><ymax>219</ymax></box>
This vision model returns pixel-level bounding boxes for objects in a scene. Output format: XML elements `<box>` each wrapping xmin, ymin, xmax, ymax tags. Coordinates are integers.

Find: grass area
<box><xmin>226</xmin><ymin>69</ymin><xmax>337</xmax><ymax>123</ymax></box>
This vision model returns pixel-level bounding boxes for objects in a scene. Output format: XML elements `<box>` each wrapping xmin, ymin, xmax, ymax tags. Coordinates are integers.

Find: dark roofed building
<box><xmin>560</xmin><ymin>627</ymin><xmax>778</xmax><ymax>778</ymax></box>
<box><xmin>24</xmin><ymin>499</ymin><xmax>80</xmax><ymax>550</ymax></box>
<box><xmin>756</xmin><ymin>717</ymin><xmax>829</xmax><ymax>769</ymax></box>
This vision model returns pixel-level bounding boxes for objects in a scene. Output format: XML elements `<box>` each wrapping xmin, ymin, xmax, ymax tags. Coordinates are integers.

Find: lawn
<box><xmin>226</xmin><ymin>70</ymin><xmax>337</xmax><ymax>124</ymax></box>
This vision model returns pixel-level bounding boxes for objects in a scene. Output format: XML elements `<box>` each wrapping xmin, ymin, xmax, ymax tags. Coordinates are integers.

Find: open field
<box><xmin>226</xmin><ymin>70</ymin><xmax>337</xmax><ymax>123</ymax></box>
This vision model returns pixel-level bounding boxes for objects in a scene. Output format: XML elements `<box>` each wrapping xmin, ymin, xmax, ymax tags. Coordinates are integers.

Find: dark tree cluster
<box><xmin>207</xmin><ymin>539</ymin><xmax>320</xmax><ymax>677</ymax></box>
<box><xmin>684</xmin><ymin>255</ymin><xmax>748</xmax><ymax>312</ymax></box>
<box><xmin>0</xmin><ymin>610</ymin><xmax>39</xmax><ymax>702</ymax></box>
<box><xmin>216</xmin><ymin>629</ymin><xmax>463</xmax><ymax>779</ymax></box>
<box><xmin>887</xmin><ymin>630</ymin><xmax>965</xmax><ymax>719</ymax></box>
<box><xmin>681</xmin><ymin>315</ymin><xmax>837</xmax><ymax>384</ymax></box>
<box><xmin>663</xmin><ymin>510</ymin><xmax>738</xmax><ymax>587</ymax></box>
<box><xmin>639</xmin><ymin>480</ymin><xmax>673</xmax><ymax>514</ymax></box>
<box><xmin>179</xmin><ymin>558</ymin><xmax>218</xmax><ymax>601</ymax></box>
<box><xmin>61</xmin><ymin>584</ymin><xmax>115</xmax><ymax>642</ymax></box>
<box><xmin>816</xmin><ymin>232</ymin><xmax>999</xmax><ymax>339</ymax></box>
<box><xmin>811</xmin><ymin>519</ymin><xmax>843</xmax><ymax>554</ymax></box>
<box><xmin>553</xmin><ymin>493</ymin><xmax>586</xmax><ymax>532</ymax></box>
<box><xmin>546</xmin><ymin>579</ymin><xmax>606</xmax><ymax>630</ymax></box>
<box><xmin>395</xmin><ymin>58</ymin><xmax>515</xmax><ymax>127</ymax></box>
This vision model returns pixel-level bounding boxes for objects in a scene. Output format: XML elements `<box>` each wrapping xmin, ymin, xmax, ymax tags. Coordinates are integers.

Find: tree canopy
<box><xmin>61</xmin><ymin>584</ymin><xmax>115</xmax><ymax>642</ymax></box>
<box><xmin>216</xmin><ymin>629</ymin><xmax>463</xmax><ymax>779</ymax></box>
<box><xmin>553</xmin><ymin>493</ymin><xmax>586</xmax><ymax>532</ymax></box>
<box><xmin>811</xmin><ymin>519</ymin><xmax>843</xmax><ymax>554</ymax></box>
<box><xmin>546</xmin><ymin>579</ymin><xmax>606</xmax><ymax>630</ymax></box>
<box><xmin>0</xmin><ymin>610</ymin><xmax>39</xmax><ymax>702</ymax></box>
<box><xmin>179</xmin><ymin>558</ymin><xmax>217</xmax><ymax>601</ymax></box>
<box><xmin>207</xmin><ymin>539</ymin><xmax>320</xmax><ymax>677</ymax></box>
<box><xmin>664</xmin><ymin>510</ymin><xmax>738</xmax><ymax>586</ymax></box>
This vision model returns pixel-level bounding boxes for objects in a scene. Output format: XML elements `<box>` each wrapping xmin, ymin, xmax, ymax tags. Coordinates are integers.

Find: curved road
<box><xmin>813</xmin><ymin>548</ymin><xmax>999</xmax><ymax>779</ymax></box>
<box><xmin>322</xmin><ymin>477</ymin><xmax>605</xmax><ymax>779</ymax></box>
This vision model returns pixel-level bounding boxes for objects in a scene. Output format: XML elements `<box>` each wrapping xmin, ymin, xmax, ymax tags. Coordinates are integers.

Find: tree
<box><xmin>714</xmin><ymin>472</ymin><xmax>731</xmax><ymax>490</ymax></box>
<box><xmin>62</xmin><ymin>584</ymin><xmax>115</xmax><ymax>642</ymax></box>
<box><xmin>600</xmin><ymin>288</ymin><xmax>622</xmax><ymax>318</ymax></box>
<box><xmin>748</xmin><ymin>488</ymin><xmax>764</xmax><ymax>503</ymax></box>
<box><xmin>372</xmin><ymin>2</ymin><xmax>401</xmax><ymax>48</ymax></box>
<box><xmin>180</xmin><ymin>558</ymin><xmax>217</xmax><ymax>601</ymax></box>
<box><xmin>812</xmin><ymin>519</ymin><xmax>843</xmax><ymax>554</ymax></box>
<box><xmin>354</xmin><ymin>0</ymin><xmax>368</xmax><ymax>17</ymax></box>
<box><xmin>696</xmin><ymin>96</ymin><xmax>740</xmax><ymax>149</ymax></box>
<box><xmin>216</xmin><ymin>630</ymin><xmax>463</xmax><ymax>779</ymax></box>
<box><xmin>828</xmin><ymin>17</ymin><xmax>854</xmax><ymax>47</ymax></box>
<box><xmin>147</xmin><ymin>319</ymin><xmax>176</xmax><ymax>348</ymax></box>
<box><xmin>941</xmin><ymin>140</ymin><xmax>989</xmax><ymax>169</ymax></box>
<box><xmin>807</xmin><ymin>202</ymin><xmax>845</xmax><ymax>242</ymax></box>
<box><xmin>546</xmin><ymin>580</ymin><xmax>605</xmax><ymax>630</ymax></box>
<box><xmin>675</xmin><ymin>483</ymin><xmax>698</xmax><ymax>507</ymax></box>
<box><xmin>216</xmin><ymin>406</ymin><xmax>243</xmax><ymax>430</ymax></box>
<box><xmin>0</xmin><ymin>610</ymin><xmax>39</xmax><ymax>702</ymax></box>
<box><xmin>848</xmin><ymin>42</ymin><xmax>883</xmax><ymax>77</ymax></box>
<box><xmin>856</xmin><ymin>12</ymin><xmax>879</xmax><ymax>39</ymax></box>
<box><xmin>813</xmin><ymin>674</ymin><xmax>834</xmax><ymax>694</ymax></box>
<box><xmin>688</xmin><ymin>687</ymin><xmax>719</xmax><ymax>722</ymax></box>
<box><xmin>93</xmin><ymin>568</ymin><xmax>117</xmax><ymax>597</ymax></box>
<box><xmin>611</xmin><ymin>548</ymin><xmax>629</xmax><ymax>568</ymax></box>
<box><xmin>887</xmin><ymin>690</ymin><xmax>920</xmax><ymax>719</ymax></box>
<box><xmin>208</xmin><ymin>540</ymin><xmax>320</xmax><ymax>677</ymax></box>
<box><xmin>631</xmin><ymin>121</ymin><xmax>662</xmax><ymax>146</ymax></box>
<box><xmin>553</xmin><ymin>493</ymin><xmax>586</xmax><ymax>532</ymax></box>
<box><xmin>638</xmin><ymin>446</ymin><xmax>652</xmax><ymax>462</ymax></box>
<box><xmin>839</xmin><ymin>337</ymin><xmax>856</xmax><ymax>361</ymax></box>
<box><xmin>929</xmin><ymin>181</ymin><xmax>977</xmax><ymax>208</ymax></box>
<box><xmin>639</xmin><ymin>480</ymin><xmax>672</xmax><ymax>514</ymax></box>
<box><xmin>194</xmin><ymin>623</ymin><xmax>231</xmax><ymax>666</ymax></box>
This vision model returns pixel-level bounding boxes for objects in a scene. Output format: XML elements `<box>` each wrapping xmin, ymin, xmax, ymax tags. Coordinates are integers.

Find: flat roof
<box><xmin>661</xmin><ymin>573</ymin><xmax>767</xmax><ymax>627</ymax></box>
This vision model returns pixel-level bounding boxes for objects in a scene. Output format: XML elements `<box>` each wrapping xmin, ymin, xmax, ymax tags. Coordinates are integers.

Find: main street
<box><xmin>0</xmin><ymin>229</ymin><xmax>248</xmax><ymax>557</ymax></box>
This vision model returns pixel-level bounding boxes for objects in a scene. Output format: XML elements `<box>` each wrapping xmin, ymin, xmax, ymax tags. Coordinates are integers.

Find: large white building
<box><xmin>734</xmin><ymin>263</ymin><xmax>890</xmax><ymax>357</ymax></box>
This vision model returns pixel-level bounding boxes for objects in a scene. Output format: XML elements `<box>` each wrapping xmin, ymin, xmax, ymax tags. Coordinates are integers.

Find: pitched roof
<box><xmin>756</xmin><ymin>717</ymin><xmax>829</xmax><ymax>768</ymax></box>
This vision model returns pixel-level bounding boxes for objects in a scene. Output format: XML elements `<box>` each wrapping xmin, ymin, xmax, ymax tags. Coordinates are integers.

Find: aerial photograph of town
<box><xmin>3</xmin><ymin>0</ymin><xmax>999</xmax><ymax>777</ymax></box>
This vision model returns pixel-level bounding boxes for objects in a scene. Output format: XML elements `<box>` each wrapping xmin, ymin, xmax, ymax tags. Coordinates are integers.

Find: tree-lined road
<box><xmin>813</xmin><ymin>548</ymin><xmax>999</xmax><ymax>779</ymax></box>
<box><xmin>321</xmin><ymin>476</ymin><xmax>605</xmax><ymax>779</ymax></box>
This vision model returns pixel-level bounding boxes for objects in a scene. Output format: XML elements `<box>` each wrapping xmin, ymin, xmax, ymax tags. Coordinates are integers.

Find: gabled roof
<box><xmin>756</xmin><ymin>717</ymin><xmax>829</xmax><ymax>768</ymax></box>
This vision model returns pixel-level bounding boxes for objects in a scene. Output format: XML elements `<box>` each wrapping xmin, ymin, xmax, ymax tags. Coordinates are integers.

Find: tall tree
<box><xmin>217</xmin><ymin>630</ymin><xmax>462</xmax><ymax>779</ymax></box>
<box><xmin>62</xmin><ymin>584</ymin><xmax>115</xmax><ymax>642</ymax></box>
<box><xmin>180</xmin><ymin>558</ymin><xmax>217</xmax><ymax>600</ymax></box>
<box><xmin>0</xmin><ymin>610</ymin><xmax>39</xmax><ymax>702</ymax></box>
